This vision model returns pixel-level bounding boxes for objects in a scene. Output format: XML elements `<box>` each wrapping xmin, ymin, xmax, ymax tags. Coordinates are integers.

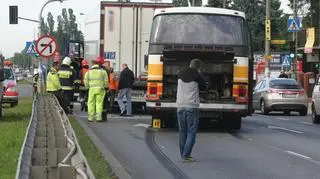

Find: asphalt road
<box><xmin>75</xmin><ymin>107</ymin><xmax>320</xmax><ymax>179</ymax></box>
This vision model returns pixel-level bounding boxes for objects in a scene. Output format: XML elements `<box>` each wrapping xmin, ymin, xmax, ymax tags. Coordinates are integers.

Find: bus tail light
<box><xmin>235</xmin><ymin>85</ymin><xmax>248</xmax><ymax>104</ymax></box>
<box><xmin>147</xmin><ymin>83</ymin><xmax>162</xmax><ymax>100</ymax></box>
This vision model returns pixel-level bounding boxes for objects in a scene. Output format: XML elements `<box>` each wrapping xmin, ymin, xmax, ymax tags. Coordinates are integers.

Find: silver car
<box><xmin>252</xmin><ymin>78</ymin><xmax>308</xmax><ymax>116</ymax></box>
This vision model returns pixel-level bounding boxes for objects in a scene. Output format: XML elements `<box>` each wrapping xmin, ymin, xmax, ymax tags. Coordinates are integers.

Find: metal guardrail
<box><xmin>15</xmin><ymin>94</ymin><xmax>95</xmax><ymax>179</ymax></box>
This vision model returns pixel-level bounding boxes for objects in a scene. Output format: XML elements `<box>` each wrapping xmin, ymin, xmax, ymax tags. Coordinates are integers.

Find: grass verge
<box><xmin>0</xmin><ymin>97</ymin><xmax>32</xmax><ymax>179</ymax></box>
<box><xmin>69</xmin><ymin>117</ymin><xmax>115</xmax><ymax>179</ymax></box>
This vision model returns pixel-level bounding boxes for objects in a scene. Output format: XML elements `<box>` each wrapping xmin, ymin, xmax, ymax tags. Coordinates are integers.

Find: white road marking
<box><xmin>133</xmin><ymin>123</ymin><xmax>151</xmax><ymax>128</ymax></box>
<box><xmin>78</xmin><ymin>115</ymin><xmax>88</xmax><ymax>119</ymax></box>
<box><xmin>267</xmin><ymin>125</ymin><xmax>304</xmax><ymax>134</ymax></box>
<box><xmin>300</xmin><ymin>121</ymin><xmax>313</xmax><ymax>125</ymax></box>
<box><xmin>276</xmin><ymin>117</ymin><xmax>290</xmax><ymax>121</ymax></box>
<box><xmin>245</xmin><ymin>134</ymin><xmax>320</xmax><ymax>166</ymax></box>
<box><xmin>286</xmin><ymin>151</ymin><xmax>312</xmax><ymax>160</ymax></box>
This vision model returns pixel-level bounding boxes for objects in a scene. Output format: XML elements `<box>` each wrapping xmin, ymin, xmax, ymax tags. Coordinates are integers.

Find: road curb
<box><xmin>75</xmin><ymin>116</ymin><xmax>132</xmax><ymax>179</ymax></box>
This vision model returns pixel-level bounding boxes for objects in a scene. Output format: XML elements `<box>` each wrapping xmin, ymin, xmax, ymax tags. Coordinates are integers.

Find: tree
<box><xmin>40</xmin><ymin>17</ymin><xmax>48</xmax><ymax>35</ymax></box>
<box><xmin>47</xmin><ymin>12</ymin><xmax>55</xmax><ymax>34</ymax></box>
<box><xmin>11</xmin><ymin>50</ymin><xmax>32</xmax><ymax>69</ymax></box>
<box><xmin>232</xmin><ymin>0</ymin><xmax>287</xmax><ymax>52</ymax></box>
<box><xmin>173</xmin><ymin>0</ymin><xmax>202</xmax><ymax>6</ymax></box>
<box><xmin>40</xmin><ymin>8</ymin><xmax>84</xmax><ymax>56</ymax></box>
<box><xmin>173</xmin><ymin>0</ymin><xmax>188</xmax><ymax>7</ymax></box>
<box><xmin>288</xmin><ymin>0</ymin><xmax>320</xmax><ymax>28</ymax></box>
<box><xmin>207</xmin><ymin>0</ymin><xmax>232</xmax><ymax>8</ymax></box>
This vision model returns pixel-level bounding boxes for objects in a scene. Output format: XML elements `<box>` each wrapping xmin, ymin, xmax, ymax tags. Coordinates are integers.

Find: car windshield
<box><xmin>150</xmin><ymin>14</ymin><xmax>247</xmax><ymax>45</ymax></box>
<box><xmin>4</xmin><ymin>68</ymin><xmax>14</xmax><ymax>80</ymax></box>
<box><xmin>269</xmin><ymin>79</ymin><xmax>301</xmax><ymax>89</ymax></box>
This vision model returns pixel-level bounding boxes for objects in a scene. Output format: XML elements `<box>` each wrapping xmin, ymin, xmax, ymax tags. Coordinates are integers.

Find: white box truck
<box><xmin>86</xmin><ymin>2</ymin><xmax>173</xmax><ymax>112</ymax></box>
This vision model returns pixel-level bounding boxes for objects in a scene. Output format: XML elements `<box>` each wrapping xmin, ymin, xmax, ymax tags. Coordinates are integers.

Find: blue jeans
<box><xmin>117</xmin><ymin>88</ymin><xmax>132</xmax><ymax>115</ymax></box>
<box><xmin>177</xmin><ymin>108</ymin><xmax>199</xmax><ymax>159</ymax></box>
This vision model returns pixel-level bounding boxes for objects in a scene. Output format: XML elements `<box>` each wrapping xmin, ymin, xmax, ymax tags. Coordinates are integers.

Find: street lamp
<box><xmin>38</xmin><ymin>0</ymin><xmax>68</xmax><ymax>36</ymax></box>
<box><xmin>37</xmin><ymin>0</ymin><xmax>67</xmax><ymax>93</ymax></box>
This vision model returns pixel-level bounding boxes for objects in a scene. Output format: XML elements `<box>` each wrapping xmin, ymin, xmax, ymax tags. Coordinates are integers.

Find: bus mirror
<box><xmin>144</xmin><ymin>55</ymin><xmax>148</xmax><ymax>67</ymax></box>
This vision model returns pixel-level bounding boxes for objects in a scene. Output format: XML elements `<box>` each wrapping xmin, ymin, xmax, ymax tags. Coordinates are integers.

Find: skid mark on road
<box><xmin>267</xmin><ymin>126</ymin><xmax>304</xmax><ymax>134</ymax></box>
<box><xmin>145</xmin><ymin>129</ymin><xmax>190</xmax><ymax>179</ymax></box>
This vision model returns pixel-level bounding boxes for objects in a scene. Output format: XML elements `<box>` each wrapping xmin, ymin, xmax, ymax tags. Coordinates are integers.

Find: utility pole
<box><xmin>292</xmin><ymin>0</ymin><xmax>298</xmax><ymax>79</ymax></box>
<box><xmin>265</xmin><ymin>0</ymin><xmax>271</xmax><ymax>77</ymax></box>
<box><xmin>223</xmin><ymin>0</ymin><xmax>226</xmax><ymax>8</ymax></box>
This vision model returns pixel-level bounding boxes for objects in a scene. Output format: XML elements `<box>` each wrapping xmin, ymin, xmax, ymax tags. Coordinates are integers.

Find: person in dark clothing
<box><xmin>278</xmin><ymin>71</ymin><xmax>288</xmax><ymax>78</ymax></box>
<box><xmin>58</xmin><ymin>57</ymin><xmax>75</xmax><ymax>114</ymax></box>
<box><xmin>176</xmin><ymin>59</ymin><xmax>206</xmax><ymax>163</ymax></box>
<box><xmin>117</xmin><ymin>63</ymin><xmax>135</xmax><ymax>116</ymax></box>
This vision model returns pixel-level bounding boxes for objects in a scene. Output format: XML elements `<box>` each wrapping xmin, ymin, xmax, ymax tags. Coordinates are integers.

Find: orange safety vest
<box><xmin>81</xmin><ymin>68</ymin><xmax>89</xmax><ymax>85</ymax></box>
<box><xmin>109</xmin><ymin>72</ymin><xmax>118</xmax><ymax>90</ymax></box>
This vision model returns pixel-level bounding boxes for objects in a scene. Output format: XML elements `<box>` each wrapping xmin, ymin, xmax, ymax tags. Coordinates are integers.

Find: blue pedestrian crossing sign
<box><xmin>25</xmin><ymin>41</ymin><xmax>37</xmax><ymax>55</ymax></box>
<box><xmin>281</xmin><ymin>55</ymin><xmax>291</xmax><ymax>67</ymax></box>
<box><xmin>287</xmin><ymin>18</ymin><xmax>301</xmax><ymax>32</ymax></box>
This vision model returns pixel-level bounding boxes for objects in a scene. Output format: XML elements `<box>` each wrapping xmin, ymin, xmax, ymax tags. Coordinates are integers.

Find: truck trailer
<box><xmin>97</xmin><ymin>2</ymin><xmax>173</xmax><ymax>112</ymax></box>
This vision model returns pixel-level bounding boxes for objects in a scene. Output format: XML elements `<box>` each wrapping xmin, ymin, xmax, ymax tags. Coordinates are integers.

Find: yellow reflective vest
<box><xmin>84</xmin><ymin>65</ymin><xmax>108</xmax><ymax>89</ymax></box>
<box><xmin>46</xmin><ymin>67</ymin><xmax>61</xmax><ymax>92</ymax></box>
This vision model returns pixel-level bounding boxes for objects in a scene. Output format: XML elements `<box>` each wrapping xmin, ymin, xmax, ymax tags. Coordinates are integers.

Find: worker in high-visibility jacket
<box><xmin>79</xmin><ymin>59</ymin><xmax>89</xmax><ymax>111</ymax></box>
<box><xmin>58</xmin><ymin>57</ymin><xmax>75</xmax><ymax>114</ymax></box>
<box><xmin>84</xmin><ymin>58</ymin><xmax>109</xmax><ymax>122</ymax></box>
<box><xmin>46</xmin><ymin>58</ymin><xmax>71</xmax><ymax>114</ymax></box>
<box><xmin>97</xmin><ymin>57</ymin><xmax>110</xmax><ymax>121</ymax></box>
<box><xmin>46</xmin><ymin>58</ymin><xmax>61</xmax><ymax>94</ymax></box>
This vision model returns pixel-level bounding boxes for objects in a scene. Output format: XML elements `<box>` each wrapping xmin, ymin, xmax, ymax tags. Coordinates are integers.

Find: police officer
<box><xmin>46</xmin><ymin>58</ymin><xmax>71</xmax><ymax>114</ymax></box>
<box><xmin>80</xmin><ymin>59</ymin><xmax>89</xmax><ymax>111</ymax></box>
<box><xmin>84</xmin><ymin>58</ymin><xmax>108</xmax><ymax>122</ymax></box>
<box><xmin>58</xmin><ymin>57</ymin><xmax>75</xmax><ymax>114</ymax></box>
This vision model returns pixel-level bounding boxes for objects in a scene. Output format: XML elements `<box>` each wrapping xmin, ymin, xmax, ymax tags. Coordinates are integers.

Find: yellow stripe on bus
<box><xmin>233</xmin><ymin>66</ymin><xmax>248</xmax><ymax>78</ymax></box>
<box><xmin>148</xmin><ymin>64</ymin><xmax>163</xmax><ymax>81</ymax></box>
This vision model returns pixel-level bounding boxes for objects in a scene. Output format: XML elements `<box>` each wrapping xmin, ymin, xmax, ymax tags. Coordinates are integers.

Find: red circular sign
<box><xmin>35</xmin><ymin>35</ymin><xmax>58</xmax><ymax>58</ymax></box>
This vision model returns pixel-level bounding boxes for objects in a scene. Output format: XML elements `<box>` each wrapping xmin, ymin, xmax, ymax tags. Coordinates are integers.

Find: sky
<box><xmin>0</xmin><ymin>0</ymin><xmax>291</xmax><ymax>58</ymax></box>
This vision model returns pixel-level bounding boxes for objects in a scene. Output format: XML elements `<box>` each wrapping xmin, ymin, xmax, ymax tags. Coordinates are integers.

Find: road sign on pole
<box><xmin>35</xmin><ymin>35</ymin><xmax>58</xmax><ymax>58</ymax></box>
<box><xmin>287</xmin><ymin>18</ymin><xmax>301</xmax><ymax>32</ymax></box>
<box><xmin>281</xmin><ymin>55</ymin><xmax>291</xmax><ymax>67</ymax></box>
<box><xmin>25</xmin><ymin>41</ymin><xmax>37</xmax><ymax>55</ymax></box>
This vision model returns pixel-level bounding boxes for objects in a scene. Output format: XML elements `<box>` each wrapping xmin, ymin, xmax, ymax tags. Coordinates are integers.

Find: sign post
<box><xmin>35</xmin><ymin>35</ymin><xmax>58</xmax><ymax>92</ymax></box>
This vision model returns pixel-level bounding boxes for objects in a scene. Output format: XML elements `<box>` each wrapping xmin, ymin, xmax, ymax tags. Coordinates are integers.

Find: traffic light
<box><xmin>289</xmin><ymin>40</ymin><xmax>295</xmax><ymax>58</ymax></box>
<box><xmin>9</xmin><ymin>6</ymin><xmax>18</xmax><ymax>24</ymax></box>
